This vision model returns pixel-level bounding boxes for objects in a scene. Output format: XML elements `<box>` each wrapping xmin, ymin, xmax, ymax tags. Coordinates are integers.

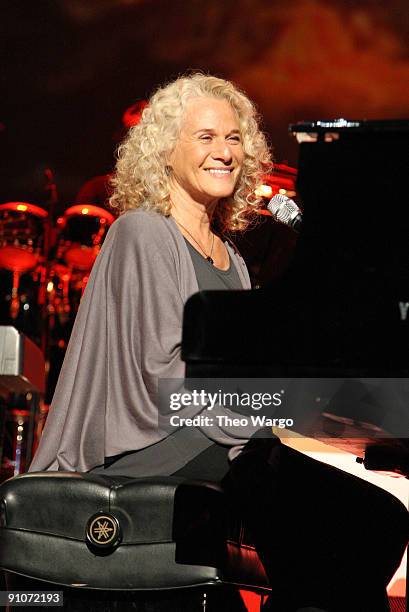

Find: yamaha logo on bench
<box><xmin>86</xmin><ymin>512</ymin><xmax>122</xmax><ymax>555</ymax></box>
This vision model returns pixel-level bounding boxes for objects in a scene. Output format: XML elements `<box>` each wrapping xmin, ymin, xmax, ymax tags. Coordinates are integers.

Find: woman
<box><xmin>30</xmin><ymin>74</ymin><xmax>407</xmax><ymax>612</ymax></box>
<box><xmin>29</xmin><ymin>73</ymin><xmax>272</xmax><ymax>476</ymax></box>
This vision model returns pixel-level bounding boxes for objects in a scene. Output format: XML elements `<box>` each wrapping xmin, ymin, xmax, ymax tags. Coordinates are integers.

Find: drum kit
<box><xmin>0</xmin><ymin>200</ymin><xmax>114</xmax><ymax>375</ymax></box>
<box><xmin>0</xmin><ymin>166</ymin><xmax>298</xmax><ymax>354</ymax></box>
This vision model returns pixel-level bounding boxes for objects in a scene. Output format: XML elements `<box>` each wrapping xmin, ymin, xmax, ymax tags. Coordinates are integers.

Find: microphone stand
<box><xmin>40</xmin><ymin>168</ymin><xmax>59</xmax><ymax>391</ymax></box>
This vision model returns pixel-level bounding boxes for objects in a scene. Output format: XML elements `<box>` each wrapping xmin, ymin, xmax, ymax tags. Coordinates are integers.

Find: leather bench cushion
<box><xmin>1</xmin><ymin>473</ymin><xmax>186</xmax><ymax>542</ymax></box>
<box><xmin>0</xmin><ymin>472</ymin><xmax>270</xmax><ymax>591</ymax></box>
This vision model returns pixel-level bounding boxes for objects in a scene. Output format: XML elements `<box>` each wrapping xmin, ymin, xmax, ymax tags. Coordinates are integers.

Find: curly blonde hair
<box><xmin>110</xmin><ymin>73</ymin><xmax>272</xmax><ymax>231</ymax></box>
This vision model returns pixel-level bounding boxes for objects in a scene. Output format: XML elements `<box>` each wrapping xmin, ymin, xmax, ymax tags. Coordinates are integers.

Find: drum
<box><xmin>0</xmin><ymin>202</ymin><xmax>48</xmax><ymax>273</ymax></box>
<box><xmin>56</xmin><ymin>204</ymin><xmax>114</xmax><ymax>270</ymax></box>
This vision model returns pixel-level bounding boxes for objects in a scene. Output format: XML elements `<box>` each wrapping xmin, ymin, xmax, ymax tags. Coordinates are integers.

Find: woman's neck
<box><xmin>169</xmin><ymin>187</ymin><xmax>217</xmax><ymax>238</ymax></box>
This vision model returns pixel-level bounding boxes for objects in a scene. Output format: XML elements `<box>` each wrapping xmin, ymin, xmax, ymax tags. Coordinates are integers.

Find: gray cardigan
<box><xmin>30</xmin><ymin>209</ymin><xmax>253</xmax><ymax>472</ymax></box>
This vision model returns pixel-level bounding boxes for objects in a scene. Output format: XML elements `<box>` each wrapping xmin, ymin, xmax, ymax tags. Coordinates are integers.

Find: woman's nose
<box><xmin>211</xmin><ymin>142</ymin><xmax>233</xmax><ymax>163</ymax></box>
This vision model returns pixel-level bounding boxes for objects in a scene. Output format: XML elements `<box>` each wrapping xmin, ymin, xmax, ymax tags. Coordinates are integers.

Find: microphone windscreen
<box><xmin>267</xmin><ymin>194</ymin><xmax>301</xmax><ymax>227</ymax></box>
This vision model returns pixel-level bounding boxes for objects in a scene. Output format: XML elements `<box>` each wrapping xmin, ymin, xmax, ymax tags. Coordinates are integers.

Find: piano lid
<box><xmin>290</xmin><ymin>118</ymin><xmax>409</xmax><ymax>134</ymax></box>
<box><xmin>183</xmin><ymin>117</ymin><xmax>409</xmax><ymax>373</ymax></box>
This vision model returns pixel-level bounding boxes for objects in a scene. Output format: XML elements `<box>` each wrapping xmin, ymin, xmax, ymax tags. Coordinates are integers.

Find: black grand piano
<box><xmin>182</xmin><ymin>119</ymin><xmax>409</xmax><ymax>473</ymax></box>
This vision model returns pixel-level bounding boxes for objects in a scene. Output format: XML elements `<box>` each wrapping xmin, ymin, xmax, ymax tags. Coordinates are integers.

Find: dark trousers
<box><xmin>220</xmin><ymin>437</ymin><xmax>409</xmax><ymax>612</ymax></box>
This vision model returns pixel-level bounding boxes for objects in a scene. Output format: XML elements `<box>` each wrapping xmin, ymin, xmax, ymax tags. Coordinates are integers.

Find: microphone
<box><xmin>267</xmin><ymin>194</ymin><xmax>303</xmax><ymax>233</ymax></box>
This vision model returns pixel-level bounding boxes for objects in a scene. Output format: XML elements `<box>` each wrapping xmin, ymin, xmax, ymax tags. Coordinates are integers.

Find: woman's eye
<box><xmin>228</xmin><ymin>136</ymin><xmax>241</xmax><ymax>143</ymax></box>
<box><xmin>200</xmin><ymin>135</ymin><xmax>212</xmax><ymax>142</ymax></box>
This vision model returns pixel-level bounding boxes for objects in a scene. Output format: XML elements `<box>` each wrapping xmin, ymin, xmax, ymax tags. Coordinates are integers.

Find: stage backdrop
<box><xmin>1</xmin><ymin>0</ymin><xmax>409</xmax><ymax>204</ymax></box>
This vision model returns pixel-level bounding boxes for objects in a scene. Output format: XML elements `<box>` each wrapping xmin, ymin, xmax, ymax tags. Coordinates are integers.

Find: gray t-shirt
<box><xmin>184</xmin><ymin>238</ymin><xmax>242</xmax><ymax>291</ymax></box>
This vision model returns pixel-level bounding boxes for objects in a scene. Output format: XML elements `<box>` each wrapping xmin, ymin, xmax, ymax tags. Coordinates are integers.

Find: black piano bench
<box><xmin>0</xmin><ymin>472</ymin><xmax>271</xmax><ymax>611</ymax></box>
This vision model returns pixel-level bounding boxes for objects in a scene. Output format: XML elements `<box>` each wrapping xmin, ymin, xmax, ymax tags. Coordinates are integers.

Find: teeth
<box><xmin>207</xmin><ymin>169</ymin><xmax>231</xmax><ymax>175</ymax></box>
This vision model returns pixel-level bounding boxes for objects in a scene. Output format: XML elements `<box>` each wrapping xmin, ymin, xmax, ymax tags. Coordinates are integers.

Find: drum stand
<box><xmin>1</xmin><ymin>394</ymin><xmax>38</xmax><ymax>477</ymax></box>
<box><xmin>0</xmin><ymin>388</ymin><xmax>40</xmax><ymax>481</ymax></box>
<box><xmin>40</xmin><ymin>168</ymin><xmax>58</xmax><ymax>358</ymax></box>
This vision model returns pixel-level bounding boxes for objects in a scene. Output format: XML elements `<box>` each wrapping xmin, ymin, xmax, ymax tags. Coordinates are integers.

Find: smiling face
<box><xmin>168</xmin><ymin>97</ymin><xmax>244</xmax><ymax>207</ymax></box>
